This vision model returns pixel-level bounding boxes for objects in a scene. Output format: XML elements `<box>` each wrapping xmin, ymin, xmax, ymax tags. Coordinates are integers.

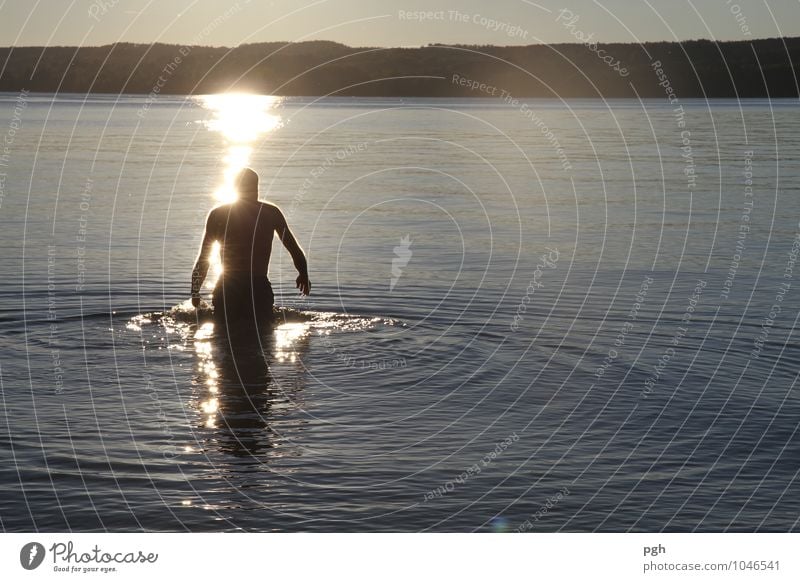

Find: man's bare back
<box><xmin>191</xmin><ymin>168</ymin><xmax>310</xmax><ymax>319</ymax></box>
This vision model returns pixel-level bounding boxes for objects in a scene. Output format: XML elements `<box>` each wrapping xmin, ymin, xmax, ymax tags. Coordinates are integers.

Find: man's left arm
<box><xmin>275</xmin><ymin>209</ymin><xmax>310</xmax><ymax>296</ymax></box>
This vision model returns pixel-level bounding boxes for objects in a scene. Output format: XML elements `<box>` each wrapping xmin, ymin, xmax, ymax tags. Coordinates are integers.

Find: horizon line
<box><xmin>1</xmin><ymin>35</ymin><xmax>797</xmax><ymax>51</ymax></box>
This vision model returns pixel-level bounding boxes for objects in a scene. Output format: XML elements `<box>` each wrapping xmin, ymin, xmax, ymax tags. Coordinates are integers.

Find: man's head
<box><xmin>235</xmin><ymin>167</ymin><xmax>259</xmax><ymax>201</ymax></box>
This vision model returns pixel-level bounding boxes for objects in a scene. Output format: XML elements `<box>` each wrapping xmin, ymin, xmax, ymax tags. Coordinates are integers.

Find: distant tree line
<box><xmin>0</xmin><ymin>38</ymin><xmax>798</xmax><ymax>98</ymax></box>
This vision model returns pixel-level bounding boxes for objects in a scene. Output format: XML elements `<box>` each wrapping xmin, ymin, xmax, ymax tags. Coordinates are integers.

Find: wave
<box><xmin>126</xmin><ymin>299</ymin><xmax>402</xmax><ymax>336</ymax></box>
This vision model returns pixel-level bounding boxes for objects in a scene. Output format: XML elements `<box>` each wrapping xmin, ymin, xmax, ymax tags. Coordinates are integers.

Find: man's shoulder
<box><xmin>207</xmin><ymin>204</ymin><xmax>230</xmax><ymax>222</ymax></box>
<box><xmin>257</xmin><ymin>201</ymin><xmax>285</xmax><ymax>220</ymax></box>
<box><xmin>209</xmin><ymin>203</ymin><xmax>233</xmax><ymax>215</ymax></box>
<box><xmin>208</xmin><ymin>201</ymin><xmax>283</xmax><ymax>221</ymax></box>
<box><xmin>258</xmin><ymin>201</ymin><xmax>282</xmax><ymax>213</ymax></box>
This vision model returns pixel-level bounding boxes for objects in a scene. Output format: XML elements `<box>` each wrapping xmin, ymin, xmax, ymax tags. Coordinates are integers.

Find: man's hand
<box><xmin>296</xmin><ymin>273</ymin><xmax>311</xmax><ymax>296</ymax></box>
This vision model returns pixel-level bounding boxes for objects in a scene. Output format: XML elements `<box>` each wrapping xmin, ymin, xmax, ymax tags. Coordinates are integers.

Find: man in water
<box><xmin>191</xmin><ymin>168</ymin><xmax>310</xmax><ymax>321</ymax></box>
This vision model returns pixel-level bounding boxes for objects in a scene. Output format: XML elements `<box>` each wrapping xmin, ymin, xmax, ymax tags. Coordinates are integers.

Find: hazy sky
<box><xmin>1</xmin><ymin>0</ymin><xmax>798</xmax><ymax>47</ymax></box>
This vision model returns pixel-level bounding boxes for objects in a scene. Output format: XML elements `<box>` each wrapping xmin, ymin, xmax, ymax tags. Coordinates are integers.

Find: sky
<box><xmin>1</xmin><ymin>0</ymin><xmax>799</xmax><ymax>47</ymax></box>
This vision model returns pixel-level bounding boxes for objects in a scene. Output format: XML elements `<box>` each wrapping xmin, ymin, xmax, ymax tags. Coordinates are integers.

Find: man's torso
<box><xmin>209</xmin><ymin>201</ymin><xmax>281</xmax><ymax>278</ymax></box>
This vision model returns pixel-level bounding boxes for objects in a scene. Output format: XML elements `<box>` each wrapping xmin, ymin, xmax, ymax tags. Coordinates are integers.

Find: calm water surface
<box><xmin>1</xmin><ymin>93</ymin><xmax>800</xmax><ymax>531</ymax></box>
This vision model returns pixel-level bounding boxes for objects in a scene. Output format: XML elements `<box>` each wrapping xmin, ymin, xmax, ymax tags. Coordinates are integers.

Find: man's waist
<box><xmin>219</xmin><ymin>272</ymin><xmax>271</xmax><ymax>281</ymax></box>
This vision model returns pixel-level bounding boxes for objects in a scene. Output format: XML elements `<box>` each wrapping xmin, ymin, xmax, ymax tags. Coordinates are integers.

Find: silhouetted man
<box><xmin>191</xmin><ymin>168</ymin><xmax>310</xmax><ymax>321</ymax></box>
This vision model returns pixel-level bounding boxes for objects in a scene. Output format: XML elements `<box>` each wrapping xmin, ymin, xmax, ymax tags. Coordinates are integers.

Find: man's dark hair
<box><xmin>235</xmin><ymin>167</ymin><xmax>259</xmax><ymax>200</ymax></box>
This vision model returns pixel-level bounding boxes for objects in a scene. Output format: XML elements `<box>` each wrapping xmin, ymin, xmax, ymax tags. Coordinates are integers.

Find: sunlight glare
<box><xmin>274</xmin><ymin>322</ymin><xmax>309</xmax><ymax>362</ymax></box>
<box><xmin>200</xmin><ymin>93</ymin><xmax>282</xmax><ymax>143</ymax></box>
<box><xmin>198</xmin><ymin>93</ymin><xmax>283</xmax><ymax>204</ymax></box>
<box><xmin>207</xmin><ymin>241</ymin><xmax>223</xmax><ymax>291</ymax></box>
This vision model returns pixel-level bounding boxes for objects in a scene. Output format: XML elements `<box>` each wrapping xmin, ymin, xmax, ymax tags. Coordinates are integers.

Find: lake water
<box><xmin>1</xmin><ymin>93</ymin><xmax>800</xmax><ymax>532</ymax></box>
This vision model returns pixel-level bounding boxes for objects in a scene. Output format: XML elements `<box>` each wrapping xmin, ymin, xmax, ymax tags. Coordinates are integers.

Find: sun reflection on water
<box><xmin>274</xmin><ymin>323</ymin><xmax>309</xmax><ymax>363</ymax></box>
<box><xmin>197</xmin><ymin>93</ymin><xmax>283</xmax><ymax>204</ymax></box>
<box><xmin>190</xmin><ymin>320</ymin><xmax>311</xmax><ymax>429</ymax></box>
<box><xmin>126</xmin><ymin>305</ymin><xmax>397</xmax><ymax>454</ymax></box>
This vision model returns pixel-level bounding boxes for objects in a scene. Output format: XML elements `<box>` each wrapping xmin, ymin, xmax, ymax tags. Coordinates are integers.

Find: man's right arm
<box><xmin>191</xmin><ymin>211</ymin><xmax>217</xmax><ymax>307</ymax></box>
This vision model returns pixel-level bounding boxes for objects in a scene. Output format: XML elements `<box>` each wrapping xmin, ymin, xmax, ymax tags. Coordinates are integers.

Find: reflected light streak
<box><xmin>193</xmin><ymin>322</ymin><xmax>220</xmax><ymax>427</ymax></box>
